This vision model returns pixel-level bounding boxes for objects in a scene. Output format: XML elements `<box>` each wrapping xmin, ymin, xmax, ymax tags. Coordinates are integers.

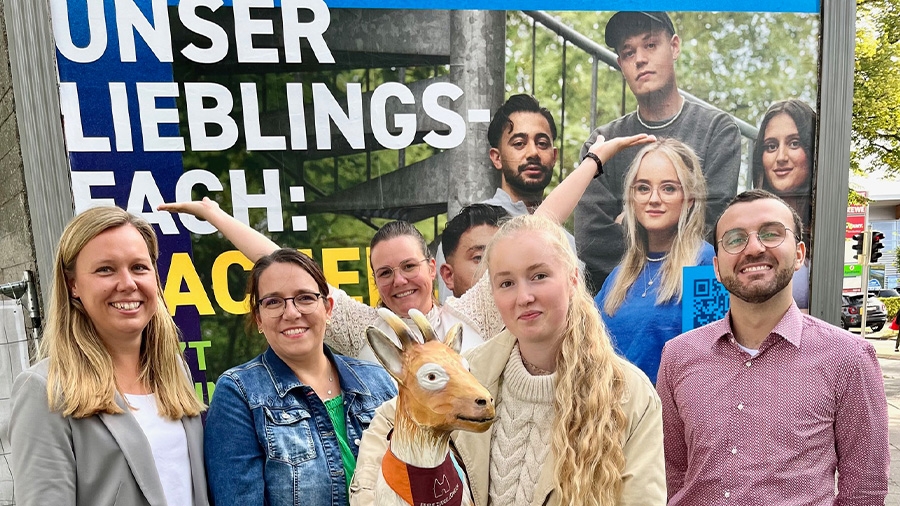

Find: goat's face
<box><xmin>367</xmin><ymin>309</ymin><xmax>495</xmax><ymax>434</ymax></box>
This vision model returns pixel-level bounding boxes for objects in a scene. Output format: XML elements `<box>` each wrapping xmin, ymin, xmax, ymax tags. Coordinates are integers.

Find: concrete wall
<box><xmin>0</xmin><ymin>2</ymin><xmax>35</xmax><ymax>289</ymax></box>
<box><xmin>0</xmin><ymin>3</ymin><xmax>37</xmax><ymax>503</ymax></box>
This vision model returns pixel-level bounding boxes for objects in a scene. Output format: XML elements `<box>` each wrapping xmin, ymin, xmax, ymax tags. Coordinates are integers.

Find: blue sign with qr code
<box><xmin>683</xmin><ymin>265</ymin><xmax>730</xmax><ymax>332</ymax></box>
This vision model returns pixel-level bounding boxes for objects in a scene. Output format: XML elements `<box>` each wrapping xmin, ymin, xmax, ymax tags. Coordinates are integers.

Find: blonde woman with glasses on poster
<box><xmin>595</xmin><ymin>138</ymin><xmax>714</xmax><ymax>383</ymax></box>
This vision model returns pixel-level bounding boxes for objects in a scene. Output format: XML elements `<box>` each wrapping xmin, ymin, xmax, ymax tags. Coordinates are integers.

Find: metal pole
<box><xmin>861</xmin><ymin>227</ymin><xmax>872</xmax><ymax>338</ymax></box>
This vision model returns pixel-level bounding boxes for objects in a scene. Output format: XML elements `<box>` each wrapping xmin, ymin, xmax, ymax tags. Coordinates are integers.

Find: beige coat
<box><xmin>350</xmin><ymin>330</ymin><xmax>666</xmax><ymax>506</ymax></box>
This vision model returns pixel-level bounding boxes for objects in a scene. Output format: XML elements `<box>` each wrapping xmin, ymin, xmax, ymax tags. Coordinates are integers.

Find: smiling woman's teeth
<box><xmin>394</xmin><ymin>290</ymin><xmax>415</xmax><ymax>298</ymax></box>
<box><xmin>111</xmin><ymin>302</ymin><xmax>140</xmax><ymax>310</ymax></box>
<box><xmin>283</xmin><ymin>328</ymin><xmax>306</xmax><ymax>336</ymax></box>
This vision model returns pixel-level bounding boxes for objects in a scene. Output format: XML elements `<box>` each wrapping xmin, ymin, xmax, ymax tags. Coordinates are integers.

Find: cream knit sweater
<box><xmin>488</xmin><ymin>345</ymin><xmax>556</xmax><ymax>505</ymax></box>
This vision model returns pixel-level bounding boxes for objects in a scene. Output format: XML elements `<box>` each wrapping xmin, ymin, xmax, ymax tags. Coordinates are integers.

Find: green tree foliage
<box><xmin>854</xmin><ymin>0</ymin><xmax>900</xmax><ymax>174</ymax></box>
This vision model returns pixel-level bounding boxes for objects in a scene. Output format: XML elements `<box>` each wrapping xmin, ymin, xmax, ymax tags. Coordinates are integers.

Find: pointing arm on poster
<box><xmin>159</xmin><ymin>197</ymin><xmax>279</xmax><ymax>262</ymax></box>
<box><xmin>536</xmin><ymin>134</ymin><xmax>656</xmax><ymax>225</ymax></box>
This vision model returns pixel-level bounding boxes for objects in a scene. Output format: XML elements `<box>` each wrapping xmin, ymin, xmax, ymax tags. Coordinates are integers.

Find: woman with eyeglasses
<box><xmin>594</xmin><ymin>138</ymin><xmax>713</xmax><ymax>383</ymax></box>
<box><xmin>202</xmin><ymin>248</ymin><xmax>397</xmax><ymax>505</ymax></box>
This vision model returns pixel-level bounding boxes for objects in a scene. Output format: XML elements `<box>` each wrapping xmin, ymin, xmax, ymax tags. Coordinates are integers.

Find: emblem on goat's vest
<box><xmin>366</xmin><ymin>308</ymin><xmax>496</xmax><ymax>506</ymax></box>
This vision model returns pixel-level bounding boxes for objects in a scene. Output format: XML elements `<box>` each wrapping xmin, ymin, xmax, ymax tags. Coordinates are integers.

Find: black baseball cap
<box><xmin>604</xmin><ymin>11</ymin><xmax>676</xmax><ymax>51</ymax></box>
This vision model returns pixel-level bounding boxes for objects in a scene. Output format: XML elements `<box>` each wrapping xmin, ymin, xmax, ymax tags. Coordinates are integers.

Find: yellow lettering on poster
<box><xmin>212</xmin><ymin>250</ymin><xmax>253</xmax><ymax>314</ymax></box>
<box><xmin>164</xmin><ymin>253</ymin><xmax>215</xmax><ymax>316</ymax></box>
<box><xmin>322</xmin><ymin>247</ymin><xmax>364</xmax><ymax>303</ymax></box>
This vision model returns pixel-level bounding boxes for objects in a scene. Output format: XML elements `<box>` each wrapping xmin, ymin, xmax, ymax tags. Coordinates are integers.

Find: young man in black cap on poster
<box><xmin>575</xmin><ymin>11</ymin><xmax>741</xmax><ymax>291</ymax></box>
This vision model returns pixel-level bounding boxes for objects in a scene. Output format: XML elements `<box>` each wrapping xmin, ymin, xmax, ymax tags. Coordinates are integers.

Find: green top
<box><xmin>324</xmin><ymin>394</ymin><xmax>356</xmax><ymax>490</ymax></box>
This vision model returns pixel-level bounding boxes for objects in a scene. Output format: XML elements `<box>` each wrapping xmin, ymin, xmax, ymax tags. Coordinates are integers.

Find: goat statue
<box><xmin>366</xmin><ymin>308</ymin><xmax>495</xmax><ymax>506</ymax></box>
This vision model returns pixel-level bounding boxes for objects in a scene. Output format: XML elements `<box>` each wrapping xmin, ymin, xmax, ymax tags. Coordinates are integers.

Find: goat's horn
<box><xmin>376</xmin><ymin>307</ymin><xmax>418</xmax><ymax>347</ymax></box>
<box><xmin>408</xmin><ymin>308</ymin><xmax>438</xmax><ymax>343</ymax></box>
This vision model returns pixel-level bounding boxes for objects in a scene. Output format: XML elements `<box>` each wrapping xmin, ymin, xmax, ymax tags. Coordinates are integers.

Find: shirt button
<box><xmin>281</xmin><ymin>413</ymin><xmax>290</xmax><ymax>420</ymax></box>
<box><xmin>731</xmin><ymin>447</ymin><xmax>737</xmax><ymax>454</ymax></box>
<box><xmin>725</xmin><ymin>491</ymin><xmax>731</xmax><ymax>498</ymax></box>
<box><xmin>354</xmin><ymin>438</ymin><xmax>361</xmax><ymax>446</ymax></box>
<box><xmin>737</xmin><ymin>403</ymin><xmax>744</xmax><ymax>410</ymax></box>
<box><xmin>745</xmin><ymin>361</ymin><xmax>752</xmax><ymax>367</ymax></box>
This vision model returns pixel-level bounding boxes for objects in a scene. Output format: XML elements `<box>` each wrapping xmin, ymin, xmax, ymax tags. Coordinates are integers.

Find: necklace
<box><xmin>636</xmin><ymin>96</ymin><xmax>685</xmax><ymax>130</ymax></box>
<box><xmin>521</xmin><ymin>355</ymin><xmax>553</xmax><ymax>376</ymax></box>
<box><xmin>642</xmin><ymin>266</ymin><xmax>663</xmax><ymax>298</ymax></box>
<box><xmin>326</xmin><ymin>375</ymin><xmax>334</xmax><ymax>396</ymax></box>
<box><xmin>646</xmin><ymin>254</ymin><xmax>668</xmax><ymax>262</ymax></box>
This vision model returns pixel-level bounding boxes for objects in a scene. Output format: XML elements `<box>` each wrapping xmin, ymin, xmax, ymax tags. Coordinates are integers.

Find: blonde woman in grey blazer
<box><xmin>9</xmin><ymin>207</ymin><xmax>208</xmax><ymax>505</ymax></box>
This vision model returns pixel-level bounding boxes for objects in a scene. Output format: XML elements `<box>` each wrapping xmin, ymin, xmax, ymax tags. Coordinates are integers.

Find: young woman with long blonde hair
<box><xmin>596</xmin><ymin>138</ymin><xmax>712</xmax><ymax>383</ymax></box>
<box><xmin>350</xmin><ymin>214</ymin><xmax>665</xmax><ymax>506</ymax></box>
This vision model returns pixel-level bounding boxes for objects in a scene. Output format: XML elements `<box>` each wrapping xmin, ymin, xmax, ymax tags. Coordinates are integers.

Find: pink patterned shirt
<box><xmin>657</xmin><ymin>303</ymin><xmax>889</xmax><ymax>505</ymax></box>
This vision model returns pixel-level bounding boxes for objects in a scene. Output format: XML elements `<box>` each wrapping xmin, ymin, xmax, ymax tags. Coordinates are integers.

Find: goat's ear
<box><xmin>366</xmin><ymin>327</ymin><xmax>405</xmax><ymax>380</ymax></box>
<box><xmin>443</xmin><ymin>323</ymin><xmax>463</xmax><ymax>354</ymax></box>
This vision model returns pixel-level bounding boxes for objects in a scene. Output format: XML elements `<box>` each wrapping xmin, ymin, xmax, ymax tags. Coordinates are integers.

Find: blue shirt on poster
<box><xmin>595</xmin><ymin>242</ymin><xmax>715</xmax><ymax>383</ymax></box>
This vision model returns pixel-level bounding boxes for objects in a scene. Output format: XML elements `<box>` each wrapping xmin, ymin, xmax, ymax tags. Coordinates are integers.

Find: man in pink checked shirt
<box><xmin>657</xmin><ymin>189</ymin><xmax>889</xmax><ymax>505</ymax></box>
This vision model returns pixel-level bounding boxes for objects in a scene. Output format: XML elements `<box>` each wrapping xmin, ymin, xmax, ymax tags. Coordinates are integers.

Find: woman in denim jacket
<box><xmin>204</xmin><ymin>249</ymin><xmax>397</xmax><ymax>506</ymax></box>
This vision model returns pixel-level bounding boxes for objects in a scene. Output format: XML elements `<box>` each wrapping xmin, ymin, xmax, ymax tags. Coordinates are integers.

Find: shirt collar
<box><xmin>262</xmin><ymin>346</ymin><xmax>372</xmax><ymax>398</ymax></box>
<box><xmin>491</xmin><ymin>188</ymin><xmax>529</xmax><ymax>214</ymax></box>
<box><xmin>713</xmin><ymin>302</ymin><xmax>804</xmax><ymax>350</ymax></box>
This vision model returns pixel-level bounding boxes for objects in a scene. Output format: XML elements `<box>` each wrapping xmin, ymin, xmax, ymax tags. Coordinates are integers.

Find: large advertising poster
<box><xmin>50</xmin><ymin>0</ymin><xmax>820</xmax><ymax>392</ymax></box>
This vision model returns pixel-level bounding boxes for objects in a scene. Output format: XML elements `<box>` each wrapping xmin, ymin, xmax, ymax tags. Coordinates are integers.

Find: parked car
<box><xmin>841</xmin><ymin>294</ymin><xmax>888</xmax><ymax>331</ymax></box>
<box><xmin>869</xmin><ymin>288</ymin><xmax>900</xmax><ymax>298</ymax></box>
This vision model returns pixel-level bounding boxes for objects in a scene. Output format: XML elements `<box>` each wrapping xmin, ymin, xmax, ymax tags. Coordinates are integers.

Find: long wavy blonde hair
<box><xmin>484</xmin><ymin>214</ymin><xmax>628</xmax><ymax>505</ymax></box>
<box><xmin>604</xmin><ymin>138</ymin><xmax>707</xmax><ymax>315</ymax></box>
<box><xmin>42</xmin><ymin>207</ymin><xmax>204</xmax><ymax>419</ymax></box>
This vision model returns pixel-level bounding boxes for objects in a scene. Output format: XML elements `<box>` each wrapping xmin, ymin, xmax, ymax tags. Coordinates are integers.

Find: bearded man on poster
<box><xmin>575</xmin><ymin>11</ymin><xmax>741</xmax><ymax>291</ymax></box>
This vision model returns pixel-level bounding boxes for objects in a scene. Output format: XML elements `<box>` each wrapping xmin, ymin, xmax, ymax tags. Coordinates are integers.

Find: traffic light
<box><xmin>871</xmin><ymin>231</ymin><xmax>885</xmax><ymax>263</ymax></box>
<box><xmin>852</xmin><ymin>232</ymin><xmax>866</xmax><ymax>263</ymax></box>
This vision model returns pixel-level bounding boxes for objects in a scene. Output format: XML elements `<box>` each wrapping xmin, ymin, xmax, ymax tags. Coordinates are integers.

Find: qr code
<box><xmin>682</xmin><ymin>265</ymin><xmax>730</xmax><ymax>332</ymax></box>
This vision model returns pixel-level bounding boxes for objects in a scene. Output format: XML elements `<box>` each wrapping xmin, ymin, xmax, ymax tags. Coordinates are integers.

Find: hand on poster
<box><xmin>587</xmin><ymin>133</ymin><xmax>658</xmax><ymax>164</ymax></box>
<box><xmin>158</xmin><ymin>196</ymin><xmax>221</xmax><ymax>221</ymax></box>
<box><xmin>537</xmin><ymin>134</ymin><xmax>656</xmax><ymax>225</ymax></box>
<box><xmin>158</xmin><ymin>197</ymin><xmax>280</xmax><ymax>263</ymax></box>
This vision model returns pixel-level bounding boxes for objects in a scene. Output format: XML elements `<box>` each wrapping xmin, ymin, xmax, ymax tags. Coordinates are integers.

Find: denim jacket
<box><xmin>205</xmin><ymin>346</ymin><xmax>397</xmax><ymax>506</ymax></box>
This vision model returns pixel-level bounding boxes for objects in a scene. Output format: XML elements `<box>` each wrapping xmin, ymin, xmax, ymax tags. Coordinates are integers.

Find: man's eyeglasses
<box><xmin>718</xmin><ymin>222</ymin><xmax>795</xmax><ymax>255</ymax></box>
<box><xmin>374</xmin><ymin>259</ymin><xmax>430</xmax><ymax>285</ymax></box>
<box><xmin>631</xmin><ymin>182</ymin><xmax>683</xmax><ymax>203</ymax></box>
<box><xmin>258</xmin><ymin>293</ymin><xmax>323</xmax><ymax>318</ymax></box>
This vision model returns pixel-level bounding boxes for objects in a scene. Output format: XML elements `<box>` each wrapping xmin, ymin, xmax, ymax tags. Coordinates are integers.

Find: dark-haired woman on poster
<box><xmin>752</xmin><ymin>99</ymin><xmax>816</xmax><ymax>311</ymax></box>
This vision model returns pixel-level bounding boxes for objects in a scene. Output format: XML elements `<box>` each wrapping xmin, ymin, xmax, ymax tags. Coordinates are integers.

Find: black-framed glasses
<box><xmin>631</xmin><ymin>182</ymin><xmax>683</xmax><ymax>203</ymax></box>
<box><xmin>258</xmin><ymin>293</ymin><xmax>323</xmax><ymax>318</ymax></box>
<box><xmin>718</xmin><ymin>222</ymin><xmax>795</xmax><ymax>255</ymax></box>
<box><xmin>374</xmin><ymin>259</ymin><xmax>429</xmax><ymax>285</ymax></box>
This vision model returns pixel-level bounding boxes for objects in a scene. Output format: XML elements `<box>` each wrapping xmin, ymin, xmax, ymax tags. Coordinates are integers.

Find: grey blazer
<box><xmin>9</xmin><ymin>359</ymin><xmax>209</xmax><ymax>506</ymax></box>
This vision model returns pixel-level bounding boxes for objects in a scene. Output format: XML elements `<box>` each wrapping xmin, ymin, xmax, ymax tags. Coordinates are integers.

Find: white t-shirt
<box><xmin>125</xmin><ymin>393</ymin><xmax>193</xmax><ymax>506</ymax></box>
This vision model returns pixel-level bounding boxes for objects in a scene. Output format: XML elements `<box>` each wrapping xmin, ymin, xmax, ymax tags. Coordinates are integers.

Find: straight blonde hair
<box><xmin>604</xmin><ymin>138</ymin><xmax>707</xmax><ymax>315</ymax></box>
<box><xmin>42</xmin><ymin>207</ymin><xmax>204</xmax><ymax>419</ymax></box>
<box><xmin>484</xmin><ymin>214</ymin><xmax>628</xmax><ymax>506</ymax></box>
